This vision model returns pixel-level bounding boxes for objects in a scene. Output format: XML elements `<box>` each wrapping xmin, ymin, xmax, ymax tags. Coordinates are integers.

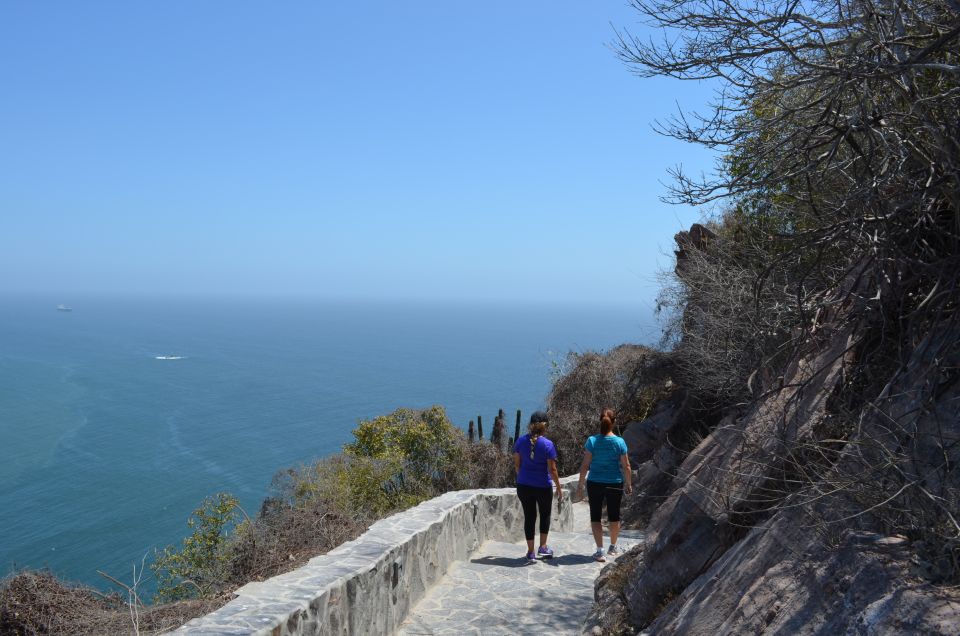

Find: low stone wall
<box><xmin>172</xmin><ymin>475</ymin><xmax>581</xmax><ymax>635</ymax></box>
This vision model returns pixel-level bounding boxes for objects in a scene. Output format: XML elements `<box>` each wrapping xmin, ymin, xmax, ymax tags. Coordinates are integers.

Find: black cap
<box><xmin>529</xmin><ymin>410</ymin><xmax>549</xmax><ymax>424</ymax></box>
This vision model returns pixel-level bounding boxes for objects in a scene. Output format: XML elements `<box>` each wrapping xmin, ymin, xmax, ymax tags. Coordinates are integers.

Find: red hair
<box><xmin>600</xmin><ymin>408</ymin><xmax>615</xmax><ymax>435</ymax></box>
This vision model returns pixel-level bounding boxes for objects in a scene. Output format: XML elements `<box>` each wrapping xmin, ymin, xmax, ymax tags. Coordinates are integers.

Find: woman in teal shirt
<box><xmin>576</xmin><ymin>408</ymin><xmax>632</xmax><ymax>561</ymax></box>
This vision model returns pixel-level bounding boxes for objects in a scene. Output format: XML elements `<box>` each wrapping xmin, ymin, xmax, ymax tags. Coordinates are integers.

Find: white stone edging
<box><xmin>171</xmin><ymin>475</ymin><xmax>581</xmax><ymax>635</ymax></box>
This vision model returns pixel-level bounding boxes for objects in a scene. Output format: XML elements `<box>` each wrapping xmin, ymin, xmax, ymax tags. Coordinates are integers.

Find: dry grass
<box><xmin>0</xmin><ymin>570</ymin><xmax>223</xmax><ymax>635</ymax></box>
<box><xmin>227</xmin><ymin>499</ymin><xmax>369</xmax><ymax>588</ymax></box>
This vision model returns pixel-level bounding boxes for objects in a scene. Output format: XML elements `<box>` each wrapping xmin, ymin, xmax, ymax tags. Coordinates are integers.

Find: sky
<box><xmin>0</xmin><ymin>1</ymin><xmax>716</xmax><ymax>304</ymax></box>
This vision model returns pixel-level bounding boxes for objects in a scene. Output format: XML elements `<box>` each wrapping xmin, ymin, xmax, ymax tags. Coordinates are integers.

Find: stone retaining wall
<box><xmin>172</xmin><ymin>475</ymin><xmax>581</xmax><ymax>635</ymax></box>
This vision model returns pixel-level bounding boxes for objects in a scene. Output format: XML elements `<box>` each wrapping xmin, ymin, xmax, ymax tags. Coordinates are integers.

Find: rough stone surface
<box><xmin>171</xmin><ymin>476</ymin><xmax>583</xmax><ymax>635</ymax></box>
<box><xmin>620</xmin><ymin>393</ymin><xmax>689</xmax><ymax>468</ymax></box>
<box><xmin>621</xmin><ymin>317</ymin><xmax>854</xmax><ymax>627</ymax></box>
<box><xmin>642</xmin><ymin>509</ymin><xmax>960</xmax><ymax>635</ymax></box>
<box><xmin>617</xmin><ymin>396</ymin><xmax>689</xmax><ymax>528</ymax></box>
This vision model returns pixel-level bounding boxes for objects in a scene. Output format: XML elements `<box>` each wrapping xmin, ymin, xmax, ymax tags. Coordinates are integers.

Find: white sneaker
<box><xmin>607</xmin><ymin>544</ymin><xmax>620</xmax><ymax>556</ymax></box>
<box><xmin>592</xmin><ymin>548</ymin><xmax>606</xmax><ymax>562</ymax></box>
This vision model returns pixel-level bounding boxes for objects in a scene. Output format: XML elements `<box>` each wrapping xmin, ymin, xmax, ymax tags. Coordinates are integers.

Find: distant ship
<box><xmin>155</xmin><ymin>355</ymin><xmax>184</xmax><ymax>360</ymax></box>
<box><xmin>56</xmin><ymin>305</ymin><xmax>72</xmax><ymax>312</ymax></box>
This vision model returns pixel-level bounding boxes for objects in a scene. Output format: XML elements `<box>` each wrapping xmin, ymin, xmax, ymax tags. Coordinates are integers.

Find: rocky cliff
<box><xmin>584</xmin><ymin>227</ymin><xmax>960</xmax><ymax>635</ymax></box>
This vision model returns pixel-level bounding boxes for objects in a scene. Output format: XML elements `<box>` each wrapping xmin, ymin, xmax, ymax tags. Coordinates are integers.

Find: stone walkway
<box><xmin>397</xmin><ymin>502</ymin><xmax>644</xmax><ymax>635</ymax></box>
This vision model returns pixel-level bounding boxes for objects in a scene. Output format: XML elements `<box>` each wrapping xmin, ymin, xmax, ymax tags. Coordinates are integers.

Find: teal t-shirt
<box><xmin>585</xmin><ymin>434</ymin><xmax>628</xmax><ymax>484</ymax></box>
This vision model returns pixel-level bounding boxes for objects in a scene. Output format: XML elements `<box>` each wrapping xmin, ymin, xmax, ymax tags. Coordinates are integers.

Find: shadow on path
<box><xmin>470</xmin><ymin>555</ymin><xmax>532</xmax><ymax>568</ymax></box>
<box><xmin>543</xmin><ymin>554</ymin><xmax>598</xmax><ymax>566</ymax></box>
<box><xmin>471</xmin><ymin>554</ymin><xmax>599</xmax><ymax>568</ymax></box>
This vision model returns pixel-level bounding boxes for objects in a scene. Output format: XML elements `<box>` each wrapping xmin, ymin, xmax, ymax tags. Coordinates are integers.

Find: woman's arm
<box><xmin>547</xmin><ymin>458</ymin><xmax>562</xmax><ymax>496</ymax></box>
<box><xmin>576</xmin><ymin>451</ymin><xmax>592</xmax><ymax>497</ymax></box>
<box><xmin>620</xmin><ymin>454</ymin><xmax>633</xmax><ymax>495</ymax></box>
<box><xmin>513</xmin><ymin>452</ymin><xmax>521</xmax><ymax>476</ymax></box>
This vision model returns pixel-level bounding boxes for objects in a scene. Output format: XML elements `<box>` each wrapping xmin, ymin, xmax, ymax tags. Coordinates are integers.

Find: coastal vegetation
<box><xmin>0</xmin><ymin>406</ymin><xmax>518</xmax><ymax>633</ymax></box>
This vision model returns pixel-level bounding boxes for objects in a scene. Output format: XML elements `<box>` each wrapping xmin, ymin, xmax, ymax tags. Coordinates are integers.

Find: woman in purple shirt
<box><xmin>513</xmin><ymin>411</ymin><xmax>563</xmax><ymax>563</ymax></box>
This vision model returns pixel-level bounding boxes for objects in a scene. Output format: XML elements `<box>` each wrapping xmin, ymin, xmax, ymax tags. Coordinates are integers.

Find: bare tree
<box><xmin>619</xmin><ymin>0</ymin><xmax>960</xmax><ymax>337</ymax></box>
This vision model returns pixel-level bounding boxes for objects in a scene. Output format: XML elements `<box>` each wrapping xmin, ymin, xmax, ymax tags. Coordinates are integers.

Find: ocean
<box><xmin>0</xmin><ymin>296</ymin><xmax>657</xmax><ymax>594</ymax></box>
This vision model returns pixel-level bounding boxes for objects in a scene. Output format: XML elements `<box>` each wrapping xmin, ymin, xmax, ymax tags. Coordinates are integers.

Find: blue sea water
<box><xmin>0</xmin><ymin>296</ymin><xmax>657</xmax><ymax>594</ymax></box>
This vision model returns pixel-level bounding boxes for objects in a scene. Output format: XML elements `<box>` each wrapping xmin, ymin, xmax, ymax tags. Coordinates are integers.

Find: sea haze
<box><xmin>0</xmin><ymin>296</ymin><xmax>657</xmax><ymax>593</ymax></box>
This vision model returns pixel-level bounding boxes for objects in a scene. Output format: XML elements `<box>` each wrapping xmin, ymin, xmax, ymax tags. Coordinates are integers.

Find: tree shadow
<box><xmin>470</xmin><ymin>555</ymin><xmax>535</xmax><ymax>568</ymax></box>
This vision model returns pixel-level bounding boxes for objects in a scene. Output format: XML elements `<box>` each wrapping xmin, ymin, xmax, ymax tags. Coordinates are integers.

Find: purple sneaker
<box><xmin>537</xmin><ymin>546</ymin><xmax>554</xmax><ymax>559</ymax></box>
<box><xmin>525</xmin><ymin>551</ymin><xmax>537</xmax><ymax>563</ymax></box>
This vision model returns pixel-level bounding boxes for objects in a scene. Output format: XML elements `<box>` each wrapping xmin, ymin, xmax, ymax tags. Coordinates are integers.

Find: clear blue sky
<box><xmin>0</xmin><ymin>1</ymin><xmax>715</xmax><ymax>303</ymax></box>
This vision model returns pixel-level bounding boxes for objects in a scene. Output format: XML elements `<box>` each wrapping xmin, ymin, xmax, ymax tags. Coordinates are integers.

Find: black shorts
<box><xmin>586</xmin><ymin>480</ymin><xmax>623</xmax><ymax>523</ymax></box>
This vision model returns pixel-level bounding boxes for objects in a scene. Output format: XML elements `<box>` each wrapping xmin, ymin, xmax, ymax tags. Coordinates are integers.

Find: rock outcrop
<box><xmin>642</xmin><ymin>509</ymin><xmax>960</xmax><ymax>635</ymax></box>
<box><xmin>619</xmin><ymin>391</ymin><xmax>694</xmax><ymax>528</ymax></box>
<box><xmin>586</xmin><ymin>226</ymin><xmax>960</xmax><ymax>634</ymax></box>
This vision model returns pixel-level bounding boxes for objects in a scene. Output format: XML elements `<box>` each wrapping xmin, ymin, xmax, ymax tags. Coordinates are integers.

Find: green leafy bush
<box><xmin>151</xmin><ymin>493</ymin><xmax>240</xmax><ymax>602</ymax></box>
<box><xmin>345</xmin><ymin>405</ymin><xmax>469</xmax><ymax>501</ymax></box>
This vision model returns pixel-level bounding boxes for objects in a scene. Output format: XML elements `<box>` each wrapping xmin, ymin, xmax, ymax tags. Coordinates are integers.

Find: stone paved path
<box><xmin>397</xmin><ymin>502</ymin><xmax>643</xmax><ymax>635</ymax></box>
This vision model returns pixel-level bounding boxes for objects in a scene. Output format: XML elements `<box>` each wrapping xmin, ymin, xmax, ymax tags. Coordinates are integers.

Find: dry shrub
<box><xmin>464</xmin><ymin>440</ymin><xmax>515</xmax><ymax>489</ymax></box>
<box><xmin>657</xmin><ymin>230</ymin><xmax>801</xmax><ymax>408</ymax></box>
<box><xmin>227</xmin><ymin>495</ymin><xmax>368</xmax><ymax>587</ymax></box>
<box><xmin>0</xmin><ymin>570</ymin><xmax>221</xmax><ymax>635</ymax></box>
<box><xmin>806</xmin><ymin>321</ymin><xmax>960</xmax><ymax>582</ymax></box>
<box><xmin>547</xmin><ymin>345</ymin><xmax>673</xmax><ymax>474</ymax></box>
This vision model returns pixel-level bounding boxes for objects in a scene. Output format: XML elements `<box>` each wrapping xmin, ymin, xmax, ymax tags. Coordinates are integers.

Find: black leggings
<box><xmin>516</xmin><ymin>484</ymin><xmax>553</xmax><ymax>541</ymax></box>
<box><xmin>586</xmin><ymin>480</ymin><xmax>623</xmax><ymax>523</ymax></box>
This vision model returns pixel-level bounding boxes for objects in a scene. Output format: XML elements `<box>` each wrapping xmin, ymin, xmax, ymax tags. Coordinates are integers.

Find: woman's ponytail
<box><xmin>600</xmin><ymin>408</ymin><xmax>616</xmax><ymax>435</ymax></box>
<box><xmin>529</xmin><ymin>411</ymin><xmax>549</xmax><ymax>454</ymax></box>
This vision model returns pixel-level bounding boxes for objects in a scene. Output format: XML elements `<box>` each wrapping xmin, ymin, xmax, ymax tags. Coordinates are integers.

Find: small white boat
<box><xmin>155</xmin><ymin>355</ymin><xmax>184</xmax><ymax>360</ymax></box>
<box><xmin>56</xmin><ymin>304</ymin><xmax>72</xmax><ymax>312</ymax></box>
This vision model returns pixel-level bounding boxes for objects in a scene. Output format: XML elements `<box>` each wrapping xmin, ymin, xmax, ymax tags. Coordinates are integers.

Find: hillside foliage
<box><xmin>1</xmin><ymin>405</ymin><xmax>515</xmax><ymax>633</ymax></box>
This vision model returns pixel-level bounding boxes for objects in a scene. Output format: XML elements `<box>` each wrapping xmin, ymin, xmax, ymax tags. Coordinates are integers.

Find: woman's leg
<box><xmin>606</xmin><ymin>485</ymin><xmax>624</xmax><ymax>546</ymax></box>
<box><xmin>591</xmin><ymin>522</ymin><xmax>604</xmax><ymax>549</ymax></box>
<box><xmin>516</xmin><ymin>485</ymin><xmax>538</xmax><ymax>553</ymax></box>
<box><xmin>586</xmin><ymin>481</ymin><xmax>606</xmax><ymax>549</ymax></box>
<box><xmin>535</xmin><ymin>487</ymin><xmax>553</xmax><ymax>546</ymax></box>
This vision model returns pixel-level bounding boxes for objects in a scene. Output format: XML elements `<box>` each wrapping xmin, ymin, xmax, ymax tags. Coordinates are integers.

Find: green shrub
<box><xmin>316</xmin><ymin>453</ymin><xmax>421</xmax><ymax>517</ymax></box>
<box><xmin>345</xmin><ymin>405</ymin><xmax>469</xmax><ymax>500</ymax></box>
<box><xmin>151</xmin><ymin>493</ymin><xmax>240</xmax><ymax>602</ymax></box>
<box><xmin>239</xmin><ymin>405</ymin><xmax>472</xmax><ymax>532</ymax></box>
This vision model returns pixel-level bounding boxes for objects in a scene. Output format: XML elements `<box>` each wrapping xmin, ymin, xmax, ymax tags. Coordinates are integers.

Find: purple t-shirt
<box><xmin>514</xmin><ymin>433</ymin><xmax>557</xmax><ymax>488</ymax></box>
